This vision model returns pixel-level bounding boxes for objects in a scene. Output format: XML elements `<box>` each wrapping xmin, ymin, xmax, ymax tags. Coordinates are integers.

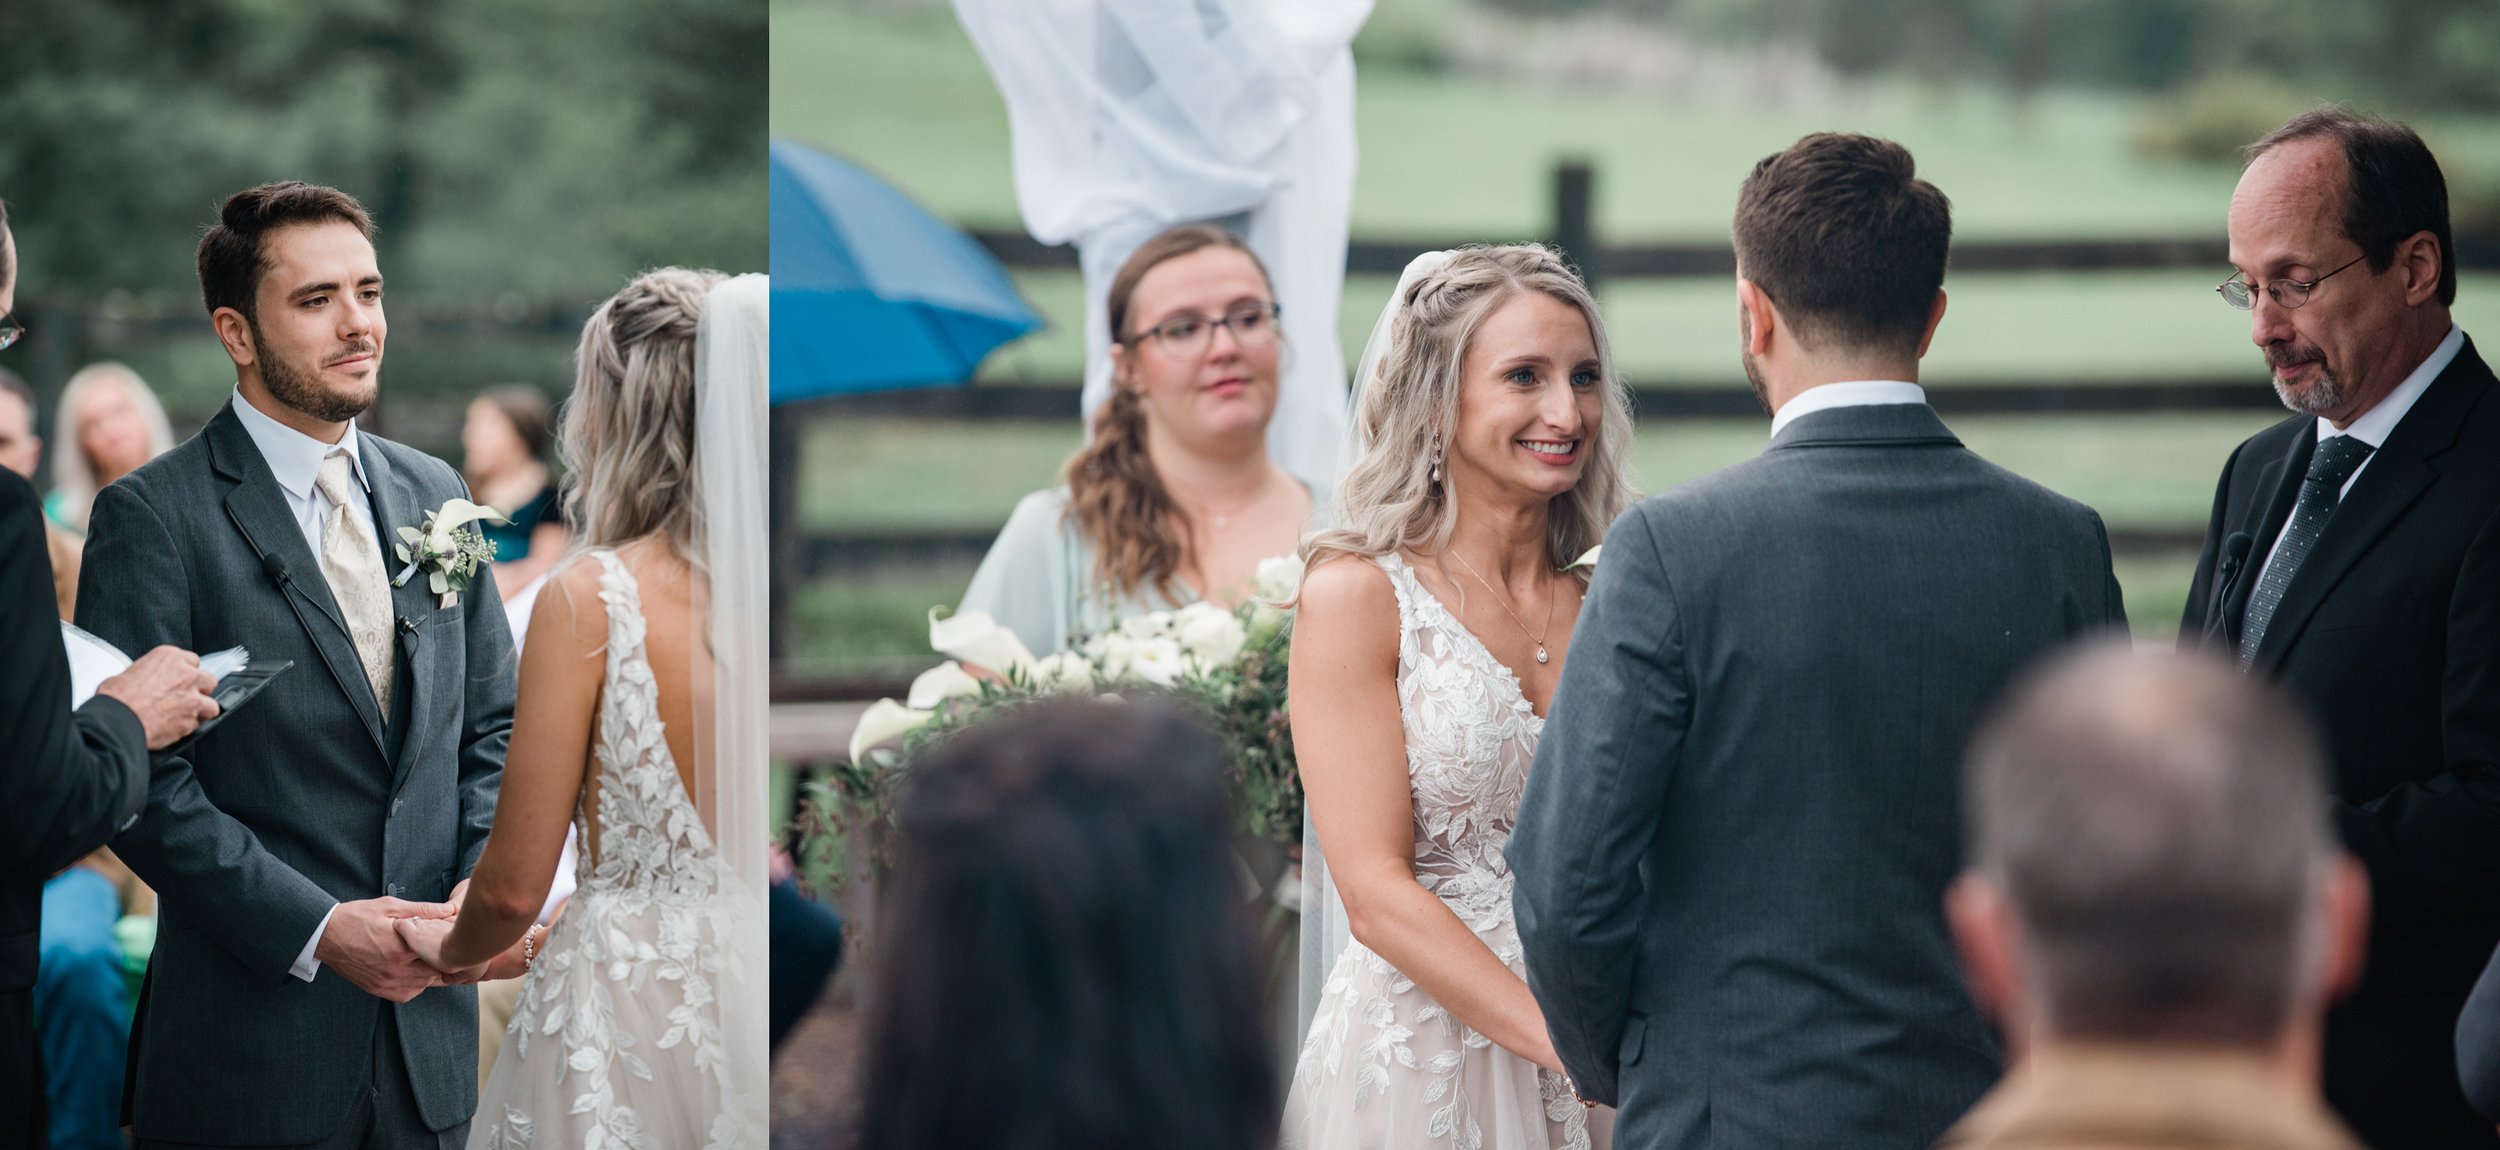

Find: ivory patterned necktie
<box><xmin>2239</xmin><ymin>434</ymin><xmax>2376</xmax><ymax>669</ymax></box>
<box><xmin>314</xmin><ymin>450</ymin><xmax>395</xmax><ymax>715</ymax></box>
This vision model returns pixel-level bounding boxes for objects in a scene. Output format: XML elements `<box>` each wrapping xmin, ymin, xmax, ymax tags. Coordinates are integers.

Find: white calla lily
<box><xmin>928</xmin><ymin>608</ymin><xmax>1036</xmax><ymax>676</ymax></box>
<box><xmin>848</xmin><ymin>698</ymin><xmax>935</xmax><ymax>765</ymax></box>
<box><xmin>430</xmin><ymin>498</ymin><xmax>511</xmax><ymax>534</ymax></box>
<box><xmin>1566</xmin><ymin>545</ymin><xmax>1603</xmax><ymax>571</ymax></box>
<box><xmin>906</xmin><ymin>660</ymin><xmax>984</xmax><ymax>710</ymax></box>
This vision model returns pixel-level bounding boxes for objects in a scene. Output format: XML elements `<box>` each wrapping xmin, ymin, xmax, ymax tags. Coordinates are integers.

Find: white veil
<box><xmin>693</xmin><ymin>272</ymin><xmax>770</xmax><ymax>1140</ymax></box>
<box><xmin>1296</xmin><ymin>249</ymin><xmax>1456</xmax><ymax>1049</ymax></box>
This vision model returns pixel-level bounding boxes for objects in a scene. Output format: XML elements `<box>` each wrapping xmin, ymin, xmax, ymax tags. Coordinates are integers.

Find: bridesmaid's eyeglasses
<box><xmin>1133</xmin><ymin>302</ymin><xmax>1282</xmax><ymax>359</ymax></box>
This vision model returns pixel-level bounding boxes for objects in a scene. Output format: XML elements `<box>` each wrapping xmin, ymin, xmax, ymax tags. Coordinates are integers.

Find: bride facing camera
<box><xmin>958</xmin><ymin>223</ymin><xmax>1317</xmax><ymax>656</ymax></box>
<box><xmin>1286</xmin><ymin>245</ymin><xmax>1633</xmax><ymax>1150</ymax></box>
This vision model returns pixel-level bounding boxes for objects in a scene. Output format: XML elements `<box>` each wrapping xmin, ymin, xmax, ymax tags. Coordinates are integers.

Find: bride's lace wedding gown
<box><xmin>473</xmin><ymin>550</ymin><xmax>751</xmax><ymax>1149</ymax></box>
<box><xmin>1287</xmin><ymin>554</ymin><xmax>1596</xmax><ymax>1150</ymax></box>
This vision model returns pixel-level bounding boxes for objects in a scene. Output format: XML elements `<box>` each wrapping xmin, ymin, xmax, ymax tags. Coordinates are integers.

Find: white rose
<box><xmin>1129</xmin><ymin>636</ymin><xmax>1186</xmax><ymax>687</ymax></box>
<box><xmin>426</xmin><ymin>530</ymin><xmax>457</xmax><ymax>557</ymax></box>
<box><xmin>929</xmin><ymin>608</ymin><xmax>1036</xmax><ymax>676</ymax></box>
<box><xmin>1253</xmin><ymin>554</ymin><xmax>1304</xmax><ymax>603</ymax></box>
<box><xmin>1029</xmin><ymin>651</ymin><xmax>1097</xmax><ymax>694</ymax></box>
<box><xmin>905</xmin><ymin>660</ymin><xmax>983</xmax><ymax>710</ymax></box>
<box><xmin>1171</xmin><ymin>601</ymin><xmax>1246</xmax><ymax>668</ymax></box>
<box><xmin>1120</xmin><ymin>611</ymin><xmax>1176</xmax><ymax>640</ymax></box>
<box><xmin>1082</xmin><ymin>631</ymin><xmax>1135</xmax><ymax>681</ymax></box>
<box><xmin>847</xmin><ymin>698</ymin><xmax>934</xmax><ymax>765</ymax></box>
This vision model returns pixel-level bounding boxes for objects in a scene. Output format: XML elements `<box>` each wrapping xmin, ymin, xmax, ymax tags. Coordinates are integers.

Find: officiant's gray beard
<box><xmin>2267</xmin><ymin>344</ymin><xmax>2350</xmax><ymax>416</ymax></box>
<box><xmin>253</xmin><ymin>325</ymin><xmax>376</xmax><ymax>424</ymax></box>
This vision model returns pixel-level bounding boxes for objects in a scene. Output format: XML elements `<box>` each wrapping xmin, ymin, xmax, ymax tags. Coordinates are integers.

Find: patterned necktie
<box><xmin>313</xmin><ymin>450</ymin><xmax>395</xmax><ymax>715</ymax></box>
<box><xmin>2239</xmin><ymin>434</ymin><xmax>2377</xmax><ymax>669</ymax></box>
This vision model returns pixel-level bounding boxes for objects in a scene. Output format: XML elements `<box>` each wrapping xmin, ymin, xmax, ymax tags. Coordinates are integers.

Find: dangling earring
<box><xmin>1429</xmin><ymin>434</ymin><xmax>1444</xmax><ymax>486</ymax></box>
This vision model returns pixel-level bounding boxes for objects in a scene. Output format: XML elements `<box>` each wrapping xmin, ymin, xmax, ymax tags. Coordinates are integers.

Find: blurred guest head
<box><xmin>561</xmin><ymin>267</ymin><xmax>722</xmax><ymax>564</ymax></box>
<box><xmin>1732</xmin><ymin>132</ymin><xmax>1952</xmax><ymax>409</ymax></box>
<box><xmin>1306</xmin><ymin>243</ymin><xmax>1633</xmax><ymax>578</ymax></box>
<box><xmin>0</xmin><ymin>366</ymin><xmax>40</xmax><ymax>479</ymax></box>
<box><xmin>51</xmin><ymin>362</ymin><xmax>173</xmax><ymax>531</ymax></box>
<box><xmin>1068</xmin><ymin>224</ymin><xmax>1280</xmax><ymax>601</ymax></box>
<box><xmin>859</xmin><ymin>699</ymin><xmax>1275</xmax><ymax>1150</ymax></box>
<box><xmin>2230</xmin><ymin>108</ymin><xmax>2453</xmax><ymax>425</ymax></box>
<box><xmin>1950</xmin><ymin>644</ymin><xmax>2367</xmax><ymax>1073</ymax></box>
<box><xmin>462</xmin><ymin>383</ymin><xmax>554</xmax><ymax>488</ymax></box>
<box><xmin>198</xmin><ymin>182</ymin><xmax>384</xmax><ymax>429</ymax></box>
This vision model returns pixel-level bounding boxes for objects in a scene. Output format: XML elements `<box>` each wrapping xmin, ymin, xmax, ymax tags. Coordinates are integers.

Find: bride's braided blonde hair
<box><xmin>560</xmin><ymin>267</ymin><xmax>725</xmax><ymax>573</ymax></box>
<box><xmin>1301</xmin><ymin>244</ymin><xmax>1633</xmax><ymax>583</ymax></box>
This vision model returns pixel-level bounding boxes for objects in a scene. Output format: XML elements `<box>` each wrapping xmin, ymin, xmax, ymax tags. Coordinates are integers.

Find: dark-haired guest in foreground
<box><xmin>2180</xmin><ymin>108</ymin><xmax>2500</xmax><ymax>1147</ymax></box>
<box><xmin>857</xmin><ymin>700</ymin><xmax>1275</xmax><ymax>1150</ymax></box>
<box><xmin>1512</xmin><ymin>132</ymin><xmax>2125</xmax><ymax>1150</ymax></box>
<box><xmin>1940</xmin><ymin>644</ymin><xmax>2367</xmax><ymax>1150</ymax></box>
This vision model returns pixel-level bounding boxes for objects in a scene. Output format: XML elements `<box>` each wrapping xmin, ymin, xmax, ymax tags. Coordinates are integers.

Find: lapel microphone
<box><xmin>2204</xmin><ymin>531</ymin><xmax>2255</xmax><ymax>644</ymax></box>
<box><xmin>397</xmin><ymin>616</ymin><xmax>418</xmax><ymax>636</ymax></box>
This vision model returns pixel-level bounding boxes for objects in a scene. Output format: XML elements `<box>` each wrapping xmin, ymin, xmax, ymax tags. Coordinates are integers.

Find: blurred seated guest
<box><xmin>857</xmin><ymin>700</ymin><xmax>1274</xmax><ymax>1150</ymax></box>
<box><xmin>47</xmin><ymin>361</ymin><xmax>173</xmax><ymax>535</ymax></box>
<box><xmin>461</xmin><ymin>383</ymin><xmax>569</xmax><ymax>593</ymax></box>
<box><xmin>768</xmin><ymin>847</ymin><xmax>842</xmax><ymax>1056</ymax></box>
<box><xmin>1938</xmin><ymin>644</ymin><xmax>2370</xmax><ymax>1150</ymax></box>
<box><xmin>0</xmin><ymin>367</ymin><xmax>75</xmax><ymax>618</ymax></box>
<box><xmin>960</xmin><ymin>224</ymin><xmax>1314</xmax><ymax>656</ymax></box>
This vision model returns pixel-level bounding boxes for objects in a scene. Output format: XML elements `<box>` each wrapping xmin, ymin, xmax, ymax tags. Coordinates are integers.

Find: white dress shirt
<box><xmin>2251</xmin><ymin>324</ymin><xmax>2463</xmax><ymax>586</ymax></box>
<box><xmin>229</xmin><ymin>390</ymin><xmax>377</xmax><ymax>982</ymax></box>
<box><xmin>1770</xmin><ymin>379</ymin><xmax>1929</xmax><ymax>438</ymax></box>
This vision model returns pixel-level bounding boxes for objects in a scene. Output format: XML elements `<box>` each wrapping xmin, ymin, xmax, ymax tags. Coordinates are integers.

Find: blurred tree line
<box><xmin>1474</xmin><ymin>0</ymin><xmax>2500</xmax><ymax>114</ymax></box>
<box><xmin>0</xmin><ymin>0</ymin><xmax>763</xmax><ymax>434</ymax></box>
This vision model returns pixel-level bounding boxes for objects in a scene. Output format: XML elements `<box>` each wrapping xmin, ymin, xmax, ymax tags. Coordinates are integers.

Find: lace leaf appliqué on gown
<box><xmin>1285</xmin><ymin>554</ymin><xmax>1592</xmax><ymax>1150</ymax></box>
<box><xmin>474</xmin><ymin>550</ymin><xmax>751</xmax><ymax>1150</ymax></box>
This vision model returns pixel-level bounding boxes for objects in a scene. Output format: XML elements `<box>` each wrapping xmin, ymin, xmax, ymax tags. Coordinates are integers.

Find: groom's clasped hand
<box><xmin>312</xmin><ymin>882</ymin><xmax>512</xmax><ymax>1003</ymax></box>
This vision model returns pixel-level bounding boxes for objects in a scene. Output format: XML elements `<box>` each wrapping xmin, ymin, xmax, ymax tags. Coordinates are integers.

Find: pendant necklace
<box><xmin>1448</xmin><ymin>548</ymin><xmax>1557</xmax><ymax>664</ymax></box>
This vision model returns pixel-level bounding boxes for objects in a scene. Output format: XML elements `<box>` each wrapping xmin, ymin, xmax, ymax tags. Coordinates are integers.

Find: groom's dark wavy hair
<box><xmin>859</xmin><ymin>699</ymin><xmax>1277</xmax><ymax>1150</ymax></box>
<box><xmin>196</xmin><ymin>182</ymin><xmax>375</xmax><ymax>324</ymax></box>
<box><xmin>1734</xmin><ymin>133</ymin><xmax>1952</xmax><ymax>358</ymax></box>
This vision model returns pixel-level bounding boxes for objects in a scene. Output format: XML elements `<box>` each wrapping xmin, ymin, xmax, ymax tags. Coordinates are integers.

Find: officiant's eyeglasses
<box><xmin>1133</xmin><ymin>302</ymin><xmax>1282</xmax><ymax>358</ymax></box>
<box><xmin>2216</xmin><ymin>255</ymin><xmax>2367</xmax><ymax>311</ymax></box>
<box><xmin>0</xmin><ymin>313</ymin><xmax>21</xmax><ymax>351</ymax></box>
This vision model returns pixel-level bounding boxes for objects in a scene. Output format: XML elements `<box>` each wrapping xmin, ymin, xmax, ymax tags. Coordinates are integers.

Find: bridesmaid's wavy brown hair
<box><xmin>1063</xmin><ymin>225</ymin><xmax>1274</xmax><ymax>602</ymax></box>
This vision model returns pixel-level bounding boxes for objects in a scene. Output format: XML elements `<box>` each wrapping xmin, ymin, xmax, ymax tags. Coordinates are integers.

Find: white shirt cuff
<box><xmin>290</xmin><ymin>905</ymin><xmax>338</xmax><ymax>982</ymax></box>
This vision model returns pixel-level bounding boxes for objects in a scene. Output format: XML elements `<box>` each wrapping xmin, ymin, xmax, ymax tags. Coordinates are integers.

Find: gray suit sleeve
<box><xmin>1509</xmin><ymin>509</ymin><xmax>1692</xmax><ymax>1106</ymax></box>
<box><xmin>2089</xmin><ymin>510</ymin><xmax>2130</xmax><ymax>632</ymax></box>
<box><xmin>453</xmin><ymin>527</ymin><xmax>515</xmax><ymax>882</ymax></box>
<box><xmin>77</xmin><ymin>481</ymin><xmax>336</xmax><ymax>980</ymax></box>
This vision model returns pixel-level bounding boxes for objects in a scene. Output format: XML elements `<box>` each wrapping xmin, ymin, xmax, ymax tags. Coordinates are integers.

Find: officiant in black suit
<box><xmin>2180</xmin><ymin>108</ymin><xmax>2500</xmax><ymax>1148</ymax></box>
<box><xmin>0</xmin><ymin>203</ymin><xmax>222</xmax><ymax>1149</ymax></box>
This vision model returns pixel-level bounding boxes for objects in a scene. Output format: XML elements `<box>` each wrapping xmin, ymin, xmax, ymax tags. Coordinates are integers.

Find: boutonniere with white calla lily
<box><xmin>1565</xmin><ymin>545</ymin><xmax>1601</xmax><ymax>572</ymax></box>
<box><xmin>392</xmin><ymin>498</ymin><xmax>509</xmax><ymax>608</ymax></box>
<box><xmin>803</xmin><ymin>555</ymin><xmax>1312</xmax><ymax>895</ymax></box>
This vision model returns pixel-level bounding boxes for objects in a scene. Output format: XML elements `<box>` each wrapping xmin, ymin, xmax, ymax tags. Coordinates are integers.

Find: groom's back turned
<box><xmin>1512</xmin><ymin>134</ymin><xmax>2128</xmax><ymax>1150</ymax></box>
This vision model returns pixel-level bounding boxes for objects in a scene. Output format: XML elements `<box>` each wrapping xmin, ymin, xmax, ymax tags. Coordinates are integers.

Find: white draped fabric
<box><xmin>952</xmin><ymin>0</ymin><xmax>1372</xmax><ymax>488</ymax></box>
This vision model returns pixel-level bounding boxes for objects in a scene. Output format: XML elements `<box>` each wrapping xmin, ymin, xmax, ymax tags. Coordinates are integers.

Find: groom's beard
<box><xmin>1740</xmin><ymin>310</ymin><xmax>1771</xmax><ymax>416</ymax></box>
<box><xmin>255</xmin><ymin>325</ymin><xmax>378</xmax><ymax>424</ymax></box>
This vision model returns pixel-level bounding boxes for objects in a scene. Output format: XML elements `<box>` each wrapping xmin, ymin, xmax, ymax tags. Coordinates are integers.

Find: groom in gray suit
<box><xmin>77</xmin><ymin>183</ymin><xmax>512</xmax><ymax>1148</ymax></box>
<box><xmin>1510</xmin><ymin>134</ymin><xmax>2127</xmax><ymax>1149</ymax></box>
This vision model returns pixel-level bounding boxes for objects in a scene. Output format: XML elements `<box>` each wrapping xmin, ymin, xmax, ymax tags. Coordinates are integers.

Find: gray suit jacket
<box><xmin>1510</xmin><ymin>404</ymin><xmax>2125</xmax><ymax>1150</ymax></box>
<box><xmin>76</xmin><ymin>400</ymin><xmax>513</xmax><ymax>1144</ymax></box>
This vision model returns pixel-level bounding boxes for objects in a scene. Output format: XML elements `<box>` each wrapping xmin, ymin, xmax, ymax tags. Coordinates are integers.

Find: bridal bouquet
<box><xmin>798</xmin><ymin>556</ymin><xmax>1306</xmax><ymax>893</ymax></box>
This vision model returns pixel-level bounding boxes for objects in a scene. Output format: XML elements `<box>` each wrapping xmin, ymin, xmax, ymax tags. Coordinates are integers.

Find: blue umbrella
<box><xmin>769</xmin><ymin>139</ymin><xmax>1044</xmax><ymax>401</ymax></box>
